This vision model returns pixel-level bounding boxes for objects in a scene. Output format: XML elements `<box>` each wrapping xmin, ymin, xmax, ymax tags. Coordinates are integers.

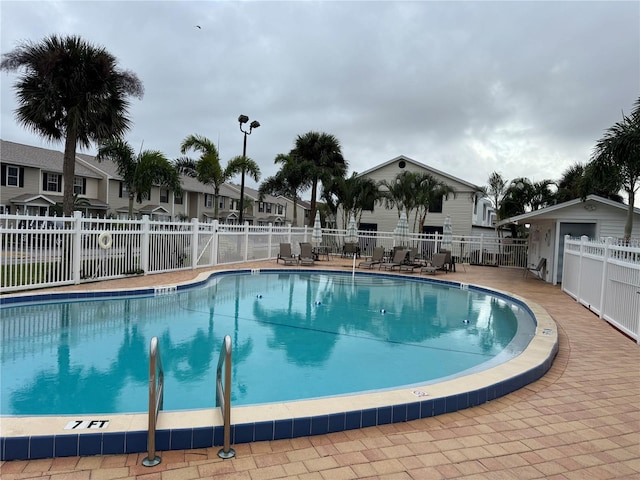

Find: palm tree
<box><xmin>322</xmin><ymin>173</ymin><xmax>380</xmax><ymax>229</ymax></box>
<box><xmin>414</xmin><ymin>173</ymin><xmax>456</xmax><ymax>233</ymax></box>
<box><xmin>175</xmin><ymin>134</ymin><xmax>226</xmax><ymax>219</ymax></box>
<box><xmin>589</xmin><ymin>97</ymin><xmax>640</xmax><ymax>241</ymax></box>
<box><xmin>226</xmin><ymin>155</ymin><xmax>261</xmax><ymax>222</ymax></box>
<box><xmin>259</xmin><ymin>153</ymin><xmax>311</xmax><ymax>226</ymax></box>
<box><xmin>96</xmin><ymin>139</ymin><xmax>182</xmax><ymax>219</ymax></box>
<box><xmin>292</xmin><ymin>131</ymin><xmax>347</xmax><ymax>226</ymax></box>
<box><xmin>1</xmin><ymin>34</ymin><xmax>143</xmax><ymax>215</ymax></box>
<box><xmin>555</xmin><ymin>163</ymin><xmax>586</xmax><ymax>204</ymax></box>
<box><xmin>483</xmin><ymin>171</ymin><xmax>508</xmax><ymax>220</ymax></box>
<box><xmin>378</xmin><ymin>171</ymin><xmax>421</xmax><ymax>226</ymax></box>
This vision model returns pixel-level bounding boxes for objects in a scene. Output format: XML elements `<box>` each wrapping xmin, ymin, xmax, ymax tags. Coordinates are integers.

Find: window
<box><xmin>1</xmin><ymin>165</ymin><xmax>24</xmax><ymax>187</ymax></box>
<box><xmin>0</xmin><ymin>205</ymin><xmax>9</xmax><ymax>214</ymax></box>
<box><xmin>204</xmin><ymin>194</ymin><xmax>214</xmax><ymax>208</ymax></box>
<box><xmin>219</xmin><ymin>197</ymin><xmax>224</xmax><ymax>209</ymax></box>
<box><xmin>119</xmin><ymin>182</ymin><xmax>129</xmax><ymax>198</ymax></box>
<box><xmin>43</xmin><ymin>172</ymin><xmax>62</xmax><ymax>192</ymax></box>
<box><xmin>277</xmin><ymin>204</ymin><xmax>283</xmax><ymax>215</ymax></box>
<box><xmin>160</xmin><ymin>188</ymin><xmax>169</xmax><ymax>203</ymax></box>
<box><xmin>174</xmin><ymin>192</ymin><xmax>183</xmax><ymax>205</ymax></box>
<box><xmin>430</xmin><ymin>195</ymin><xmax>443</xmax><ymax>213</ymax></box>
<box><xmin>73</xmin><ymin>177</ymin><xmax>86</xmax><ymax>195</ymax></box>
<box><xmin>473</xmin><ymin>196</ymin><xmax>478</xmax><ymax>215</ymax></box>
<box><xmin>258</xmin><ymin>202</ymin><xmax>265</xmax><ymax>212</ymax></box>
<box><xmin>231</xmin><ymin>199</ymin><xmax>238</xmax><ymax>211</ymax></box>
<box><xmin>266</xmin><ymin>203</ymin><xmax>272</xmax><ymax>213</ymax></box>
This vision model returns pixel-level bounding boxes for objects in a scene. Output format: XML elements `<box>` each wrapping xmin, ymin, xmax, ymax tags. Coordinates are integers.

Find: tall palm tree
<box><xmin>175</xmin><ymin>134</ymin><xmax>226</xmax><ymax>219</ymax></box>
<box><xmin>96</xmin><ymin>139</ymin><xmax>182</xmax><ymax>219</ymax></box>
<box><xmin>259</xmin><ymin>153</ymin><xmax>311</xmax><ymax>226</ymax></box>
<box><xmin>226</xmin><ymin>155</ymin><xmax>261</xmax><ymax>222</ymax></box>
<box><xmin>414</xmin><ymin>173</ymin><xmax>456</xmax><ymax>233</ymax></box>
<box><xmin>555</xmin><ymin>163</ymin><xmax>586</xmax><ymax>204</ymax></box>
<box><xmin>1</xmin><ymin>34</ymin><xmax>143</xmax><ymax>215</ymax></box>
<box><xmin>589</xmin><ymin>97</ymin><xmax>640</xmax><ymax>241</ymax></box>
<box><xmin>292</xmin><ymin>131</ymin><xmax>347</xmax><ymax>226</ymax></box>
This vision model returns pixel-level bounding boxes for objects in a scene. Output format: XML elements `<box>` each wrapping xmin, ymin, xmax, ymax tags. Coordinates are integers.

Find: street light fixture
<box><xmin>237</xmin><ymin>114</ymin><xmax>260</xmax><ymax>225</ymax></box>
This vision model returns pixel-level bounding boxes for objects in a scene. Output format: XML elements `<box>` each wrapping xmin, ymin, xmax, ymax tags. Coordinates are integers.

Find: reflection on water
<box><xmin>1</xmin><ymin>272</ymin><xmax>533</xmax><ymax>415</ymax></box>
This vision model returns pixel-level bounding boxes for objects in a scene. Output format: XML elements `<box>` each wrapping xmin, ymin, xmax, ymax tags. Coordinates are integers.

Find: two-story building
<box><xmin>349</xmin><ymin>155</ymin><xmax>492</xmax><ymax>237</ymax></box>
<box><xmin>0</xmin><ymin>139</ymin><xmax>308</xmax><ymax>225</ymax></box>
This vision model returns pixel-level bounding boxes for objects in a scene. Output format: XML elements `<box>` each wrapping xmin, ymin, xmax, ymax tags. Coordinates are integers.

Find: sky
<box><xmin>1</xmin><ymin>1</ymin><xmax>638</xmax><ymax>200</ymax></box>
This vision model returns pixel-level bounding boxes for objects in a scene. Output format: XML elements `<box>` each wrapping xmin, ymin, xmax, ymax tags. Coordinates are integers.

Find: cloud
<box><xmin>1</xmin><ymin>0</ymin><xmax>638</xmax><ymax>195</ymax></box>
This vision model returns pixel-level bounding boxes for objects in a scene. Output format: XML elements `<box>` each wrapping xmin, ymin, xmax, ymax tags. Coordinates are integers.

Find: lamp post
<box><xmin>237</xmin><ymin>114</ymin><xmax>260</xmax><ymax>225</ymax></box>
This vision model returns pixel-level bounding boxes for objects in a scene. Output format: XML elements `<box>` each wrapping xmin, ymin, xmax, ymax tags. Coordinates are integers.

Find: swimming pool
<box><xmin>2</xmin><ymin>271</ymin><xmax>534</xmax><ymax>416</ymax></box>
<box><xmin>0</xmin><ymin>268</ymin><xmax>558</xmax><ymax>461</ymax></box>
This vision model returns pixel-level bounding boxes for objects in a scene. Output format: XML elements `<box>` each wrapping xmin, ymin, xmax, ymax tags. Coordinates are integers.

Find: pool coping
<box><xmin>0</xmin><ymin>268</ymin><xmax>559</xmax><ymax>461</ymax></box>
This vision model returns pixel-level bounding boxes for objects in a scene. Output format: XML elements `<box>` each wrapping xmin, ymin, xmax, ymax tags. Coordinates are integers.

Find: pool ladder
<box><xmin>142</xmin><ymin>337</ymin><xmax>164</xmax><ymax>467</ymax></box>
<box><xmin>141</xmin><ymin>335</ymin><xmax>234</xmax><ymax>466</ymax></box>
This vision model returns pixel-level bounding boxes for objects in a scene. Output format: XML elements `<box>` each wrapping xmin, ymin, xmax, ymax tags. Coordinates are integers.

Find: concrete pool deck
<box><xmin>1</xmin><ymin>259</ymin><xmax>639</xmax><ymax>478</ymax></box>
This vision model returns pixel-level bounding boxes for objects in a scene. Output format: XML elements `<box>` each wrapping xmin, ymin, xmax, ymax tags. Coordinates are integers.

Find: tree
<box><xmin>378</xmin><ymin>171</ymin><xmax>423</xmax><ymax>230</ymax></box>
<box><xmin>322</xmin><ymin>173</ymin><xmax>380</xmax><ymax>229</ymax></box>
<box><xmin>96</xmin><ymin>139</ymin><xmax>182</xmax><ymax>219</ymax></box>
<box><xmin>414</xmin><ymin>173</ymin><xmax>456</xmax><ymax>233</ymax></box>
<box><xmin>483</xmin><ymin>171</ymin><xmax>508</xmax><ymax>221</ymax></box>
<box><xmin>226</xmin><ymin>155</ymin><xmax>261</xmax><ymax>222</ymax></box>
<box><xmin>1</xmin><ymin>34</ymin><xmax>143</xmax><ymax>215</ymax></box>
<box><xmin>175</xmin><ymin>134</ymin><xmax>226</xmax><ymax>219</ymax></box>
<box><xmin>590</xmin><ymin>97</ymin><xmax>640</xmax><ymax>241</ymax></box>
<box><xmin>259</xmin><ymin>153</ymin><xmax>311</xmax><ymax>226</ymax></box>
<box><xmin>555</xmin><ymin>163</ymin><xmax>586</xmax><ymax>204</ymax></box>
<box><xmin>292</xmin><ymin>131</ymin><xmax>347</xmax><ymax>226</ymax></box>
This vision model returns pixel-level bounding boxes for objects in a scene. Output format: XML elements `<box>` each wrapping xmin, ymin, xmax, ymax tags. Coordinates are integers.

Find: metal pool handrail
<box><xmin>142</xmin><ymin>336</ymin><xmax>164</xmax><ymax>467</ymax></box>
<box><xmin>216</xmin><ymin>335</ymin><xmax>235</xmax><ymax>459</ymax></box>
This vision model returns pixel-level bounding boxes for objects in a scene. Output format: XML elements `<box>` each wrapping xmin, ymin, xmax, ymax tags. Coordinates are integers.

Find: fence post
<box><xmin>243</xmin><ymin>222</ymin><xmax>249</xmax><ymax>262</ymax></box>
<box><xmin>141</xmin><ymin>215</ymin><xmax>150</xmax><ymax>275</ymax></box>
<box><xmin>191</xmin><ymin>218</ymin><xmax>199</xmax><ymax>269</ymax></box>
<box><xmin>287</xmin><ymin>223</ymin><xmax>292</xmax><ymax>244</ymax></box>
<box><xmin>479</xmin><ymin>234</ymin><xmax>485</xmax><ymax>264</ymax></box>
<box><xmin>72</xmin><ymin>211</ymin><xmax>82</xmax><ymax>284</ymax></box>
<box><xmin>211</xmin><ymin>220</ymin><xmax>219</xmax><ymax>266</ymax></box>
<box><xmin>268</xmin><ymin>223</ymin><xmax>273</xmax><ymax>260</ymax></box>
<box><xmin>598</xmin><ymin>237</ymin><xmax>613</xmax><ymax>319</ymax></box>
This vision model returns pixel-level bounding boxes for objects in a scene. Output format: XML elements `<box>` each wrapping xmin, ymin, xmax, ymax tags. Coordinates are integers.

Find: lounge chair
<box><xmin>524</xmin><ymin>257</ymin><xmax>546</xmax><ymax>279</ymax></box>
<box><xmin>420</xmin><ymin>253</ymin><xmax>447</xmax><ymax>275</ymax></box>
<box><xmin>277</xmin><ymin>243</ymin><xmax>298</xmax><ymax>265</ymax></box>
<box><xmin>299</xmin><ymin>242</ymin><xmax>316</xmax><ymax>266</ymax></box>
<box><xmin>379</xmin><ymin>248</ymin><xmax>409</xmax><ymax>271</ymax></box>
<box><xmin>358</xmin><ymin>246</ymin><xmax>384</xmax><ymax>269</ymax></box>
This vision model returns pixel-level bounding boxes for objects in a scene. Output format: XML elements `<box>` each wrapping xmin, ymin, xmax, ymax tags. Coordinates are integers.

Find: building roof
<box><xmin>497</xmin><ymin>195</ymin><xmax>640</xmax><ymax>226</ymax></box>
<box><xmin>357</xmin><ymin>155</ymin><xmax>482</xmax><ymax>192</ymax></box>
<box><xmin>1</xmin><ymin>140</ymin><xmax>102</xmax><ymax>178</ymax></box>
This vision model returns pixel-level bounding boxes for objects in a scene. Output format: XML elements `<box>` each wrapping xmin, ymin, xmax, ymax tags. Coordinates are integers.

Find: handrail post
<box><xmin>142</xmin><ymin>336</ymin><xmax>163</xmax><ymax>467</ymax></box>
<box><xmin>216</xmin><ymin>335</ymin><xmax>235</xmax><ymax>459</ymax></box>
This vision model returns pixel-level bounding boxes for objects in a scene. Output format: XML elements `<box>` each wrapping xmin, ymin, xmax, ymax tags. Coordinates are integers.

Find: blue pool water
<box><xmin>1</xmin><ymin>271</ymin><xmax>535</xmax><ymax>416</ymax></box>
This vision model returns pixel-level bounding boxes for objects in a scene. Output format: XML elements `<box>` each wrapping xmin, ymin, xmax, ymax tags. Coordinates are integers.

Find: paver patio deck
<box><xmin>1</xmin><ymin>259</ymin><xmax>638</xmax><ymax>479</ymax></box>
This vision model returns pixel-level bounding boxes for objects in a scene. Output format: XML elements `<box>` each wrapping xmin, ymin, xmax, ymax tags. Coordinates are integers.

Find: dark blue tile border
<box><xmin>0</xmin><ymin>268</ymin><xmax>558</xmax><ymax>461</ymax></box>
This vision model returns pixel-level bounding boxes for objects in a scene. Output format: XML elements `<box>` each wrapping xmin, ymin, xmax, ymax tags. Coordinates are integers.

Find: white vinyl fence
<box><xmin>562</xmin><ymin>235</ymin><xmax>640</xmax><ymax>343</ymax></box>
<box><xmin>1</xmin><ymin>212</ymin><xmax>527</xmax><ymax>293</ymax></box>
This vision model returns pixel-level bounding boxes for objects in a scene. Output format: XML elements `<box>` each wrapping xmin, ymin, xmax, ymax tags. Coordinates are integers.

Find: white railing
<box><xmin>562</xmin><ymin>235</ymin><xmax>640</xmax><ymax>343</ymax></box>
<box><xmin>0</xmin><ymin>212</ymin><xmax>528</xmax><ymax>293</ymax></box>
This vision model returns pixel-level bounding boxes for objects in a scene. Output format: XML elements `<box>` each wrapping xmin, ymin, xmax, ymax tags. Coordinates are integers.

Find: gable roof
<box><xmin>357</xmin><ymin>155</ymin><xmax>482</xmax><ymax>191</ymax></box>
<box><xmin>497</xmin><ymin>195</ymin><xmax>639</xmax><ymax>226</ymax></box>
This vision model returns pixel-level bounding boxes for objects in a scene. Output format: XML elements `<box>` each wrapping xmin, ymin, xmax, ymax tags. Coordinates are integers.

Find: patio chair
<box><xmin>524</xmin><ymin>257</ymin><xmax>546</xmax><ymax>279</ymax></box>
<box><xmin>277</xmin><ymin>243</ymin><xmax>298</xmax><ymax>265</ymax></box>
<box><xmin>420</xmin><ymin>253</ymin><xmax>447</xmax><ymax>275</ymax></box>
<box><xmin>379</xmin><ymin>249</ymin><xmax>409</xmax><ymax>271</ymax></box>
<box><xmin>299</xmin><ymin>242</ymin><xmax>316</xmax><ymax>266</ymax></box>
<box><xmin>342</xmin><ymin>242</ymin><xmax>360</xmax><ymax>258</ymax></box>
<box><xmin>358</xmin><ymin>246</ymin><xmax>384</xmax><ymax>269</ymax></box>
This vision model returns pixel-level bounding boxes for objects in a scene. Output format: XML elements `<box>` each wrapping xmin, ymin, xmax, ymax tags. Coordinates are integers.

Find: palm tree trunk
<box><xmin>309</xmin><ymin>177</ymin><xmax>319</xmax><ymax>227</ymax></box>
<box><xmin>62</xmin><ymin>134</ymin><xmax>77</xmax><ymax>216</ymax></box>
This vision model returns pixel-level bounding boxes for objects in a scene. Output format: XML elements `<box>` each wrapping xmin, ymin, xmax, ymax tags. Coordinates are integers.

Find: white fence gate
<box><xmin>562</xmin><ymin>235</ymin><xmax>640</xmax><ymax>343</ymax></box>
